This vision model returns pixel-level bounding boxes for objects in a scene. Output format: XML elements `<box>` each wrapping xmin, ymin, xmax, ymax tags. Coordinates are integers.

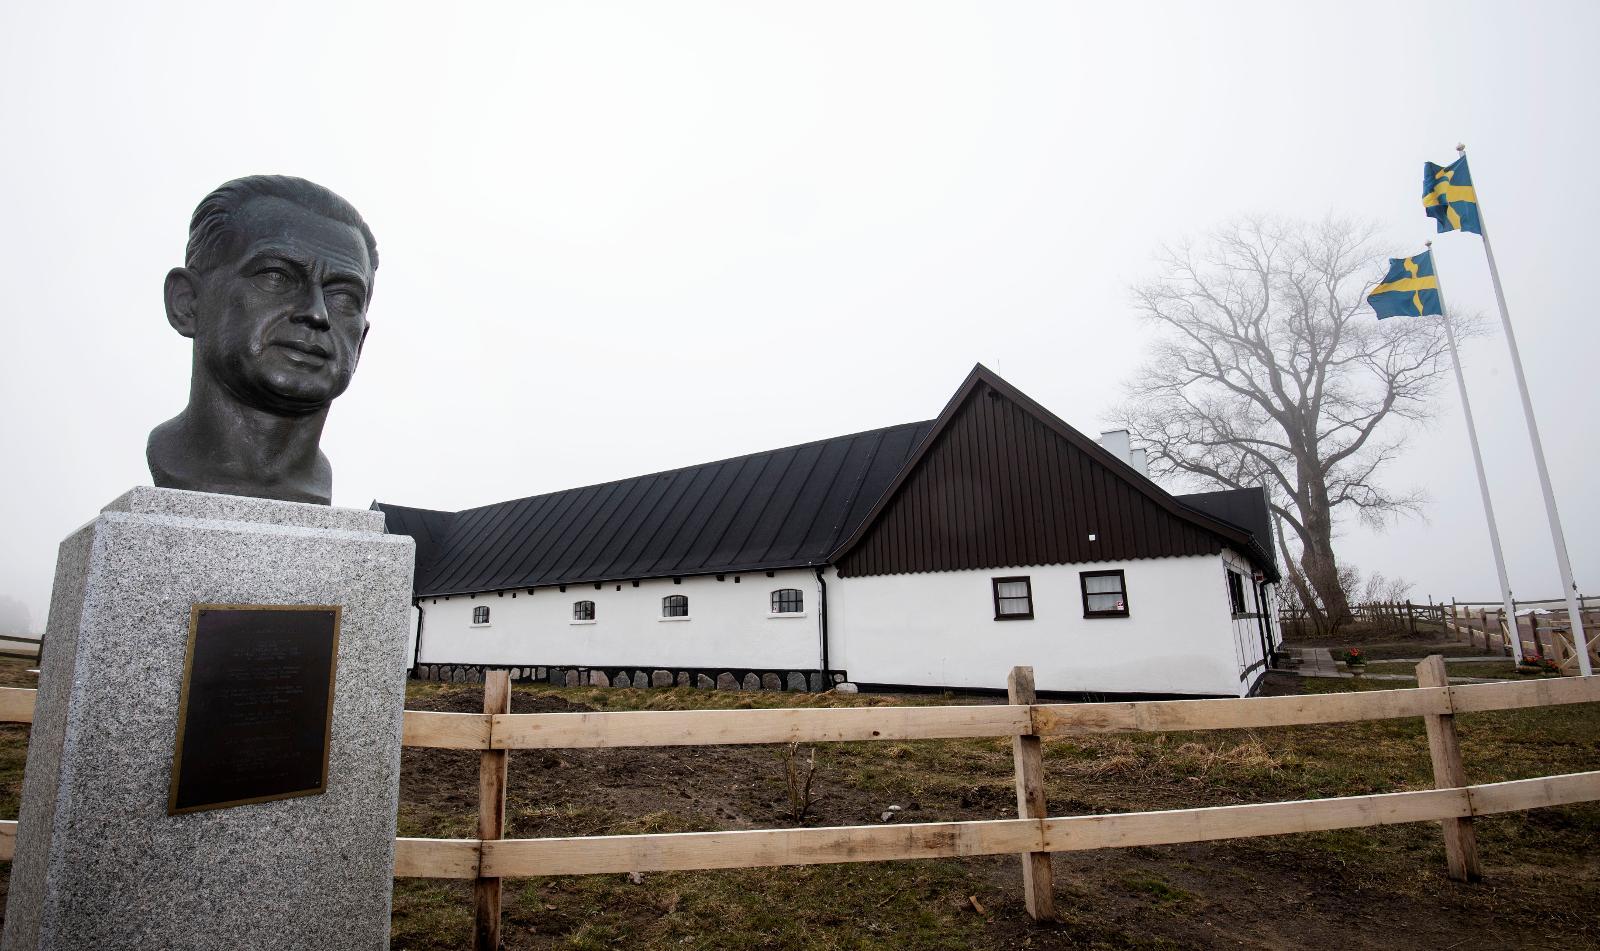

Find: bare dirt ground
<box><xmin>1</xmin><ymin>658</ymin><xmax>1596</xmax><ymax>949</ymax></box>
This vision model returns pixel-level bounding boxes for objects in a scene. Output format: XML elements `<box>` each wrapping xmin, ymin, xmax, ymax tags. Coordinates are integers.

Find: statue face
<box><xmin>190</xmin><ymin>197</ymin><xmax>373</xmax><ymax>415</ymax></box>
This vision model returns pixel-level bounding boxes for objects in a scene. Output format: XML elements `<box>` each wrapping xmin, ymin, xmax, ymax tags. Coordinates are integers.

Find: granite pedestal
<box><xmin>2</xmin><ymin>487</ymin><xmax>415</xmax><ymax>951</ymax></box>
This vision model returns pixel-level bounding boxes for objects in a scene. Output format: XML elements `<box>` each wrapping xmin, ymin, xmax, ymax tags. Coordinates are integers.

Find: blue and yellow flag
<box><xmin>1368</xmin><ymin>250</ymin><xmax>1442</xmax><ymax>319</ymax></box>
<box><xmin>1423</xmin><ymin>155</ymin><xmax>1481</xmax><ymax>234</ymax></box>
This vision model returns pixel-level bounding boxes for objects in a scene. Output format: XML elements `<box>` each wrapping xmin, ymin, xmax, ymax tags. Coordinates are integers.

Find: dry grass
<box><xmin>1</xmin><ymin>660</ymin><xmax>1597</xmax><ymax>948</ymax></box>
<box><xmin>390</xmin><ymin>672</ymin><xmax>1600</xmax><ymax>948</ymax></box>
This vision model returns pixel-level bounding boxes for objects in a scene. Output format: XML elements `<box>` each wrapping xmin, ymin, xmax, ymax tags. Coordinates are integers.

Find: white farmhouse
<box><xmin>377</xmin><ymin>365</ymin><xmax>1281</xmax><ymax>697</ymax></box>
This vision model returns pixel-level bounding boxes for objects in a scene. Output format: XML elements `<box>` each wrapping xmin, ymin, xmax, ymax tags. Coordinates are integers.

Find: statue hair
<box><xmin>185</xmin><ymin>175</ymin><xmax>379</xmax><ymax>276</ymax></box>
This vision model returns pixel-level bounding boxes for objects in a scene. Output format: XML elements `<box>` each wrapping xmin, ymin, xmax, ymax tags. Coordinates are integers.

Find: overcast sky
<box><xmin>2</xmin><ymin>1</ymin><xmax>1595</xmax><ymax>631</ymax></box>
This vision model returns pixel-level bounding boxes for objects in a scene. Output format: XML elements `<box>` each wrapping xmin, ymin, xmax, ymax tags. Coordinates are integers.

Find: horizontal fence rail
<box><xmin>395</xmin><ymin>677</ymin><xmax>1600</xmax><ymax>751</ymax></box>
<box><xmin>380</xmin><ymin>771</ymin><xmax>1600</xmax><ymax>880</ymax></box>
<box><xmin>0</xmin><ymin>637</ymin><xmax>42</xmax><ymax>662</ymax></box>
<box><xmin>2</xmin><ymin>666</ymin><xmax>1599</xmax><ymax>942</ymax></box>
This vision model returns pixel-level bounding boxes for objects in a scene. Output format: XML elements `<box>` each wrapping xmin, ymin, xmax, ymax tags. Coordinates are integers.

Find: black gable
<box><xmin>832</xmin><ymin>365</ymin><xmax>1278</xmax><ymax>580</ymax></box>
<box><xmin>376</xmin><ymin>420</ymin><xmax>932</xmax><ymax>597</ymax></box>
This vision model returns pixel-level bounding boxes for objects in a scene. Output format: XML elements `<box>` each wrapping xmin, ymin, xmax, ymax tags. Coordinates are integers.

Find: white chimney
<box><xmin>1098</xmin><ymin>430</ymin><xmax>1150</xmax><ymax>479</ymax></box>
<box><xmin>1098</xmin><ymin>429</ymin><xmax>1130</xmax><ymax>462</ymax></box>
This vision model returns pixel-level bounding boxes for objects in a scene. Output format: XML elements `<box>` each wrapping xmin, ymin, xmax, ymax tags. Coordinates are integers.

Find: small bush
<box><xmin>780</xmin><ymin>741</ymin><xmax>820</xmax><ymax>823</ymax></box>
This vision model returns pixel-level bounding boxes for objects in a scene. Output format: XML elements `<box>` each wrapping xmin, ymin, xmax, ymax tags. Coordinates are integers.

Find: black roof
<box><xmin>375</xmin><ymin>421</ymin><xmax>934</xmax><ymax>598</ymax></box>
<box><xmin>1176</xmin><ymin>487</ymin><xmax>1278</xmax><ymax>574</ymax></box>
<box><xmin>372</xmin><ymin>502</ymin><xmax>456</xmax><ymax>591</ymax></box>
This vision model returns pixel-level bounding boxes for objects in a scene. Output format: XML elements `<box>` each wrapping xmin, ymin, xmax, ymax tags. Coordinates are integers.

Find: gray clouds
<box><xmin>1</xmin><ymin>1</ymin><xmax>1595</xmax><ymax>625</ymax></box>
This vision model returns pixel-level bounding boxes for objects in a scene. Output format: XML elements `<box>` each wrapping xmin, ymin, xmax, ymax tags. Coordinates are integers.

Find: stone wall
<box><xmin>412</xmin><ymin>663</ymin><xmax>846</xmax><ymax>692</ymax></box>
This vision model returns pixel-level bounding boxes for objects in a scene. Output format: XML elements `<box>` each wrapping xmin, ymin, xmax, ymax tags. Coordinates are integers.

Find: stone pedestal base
<box><xmin>2</xmin><ymin>487</ymin><xmax>414</xmax><ymax>951</ymax></box>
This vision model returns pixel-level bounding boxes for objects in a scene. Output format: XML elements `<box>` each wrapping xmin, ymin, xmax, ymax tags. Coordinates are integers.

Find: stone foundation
<box><xmin>411</xmin><ymin>663</ymin><xmax>845</xmax><ymax>692</ymax></box>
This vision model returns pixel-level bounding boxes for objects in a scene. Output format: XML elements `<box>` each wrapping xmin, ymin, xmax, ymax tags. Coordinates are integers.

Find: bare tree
<box><xmin>1113</xmin><ymin>217</ymin><xmax>1454</xmax><ymax>630</ymax></box>
<box><xmin>1361</xmin><ymin>571</ymin><xmax>1413</xmax><ymax>605</ymax></box>
<box><xmin>1360</xmin><ymin>570</ymin><xmax>1389</xmax><ymax>605</ymax></box>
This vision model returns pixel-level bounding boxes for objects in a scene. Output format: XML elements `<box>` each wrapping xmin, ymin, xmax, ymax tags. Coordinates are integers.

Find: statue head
<box><xmin>148</xmin><ymin>176</ymin><xmax>379</xmax><ymax>504</ymax></box>
<box><xmin>164</xmin><ymin>176</ymin><xmax>379</xmax><ymax>416</ymax></box>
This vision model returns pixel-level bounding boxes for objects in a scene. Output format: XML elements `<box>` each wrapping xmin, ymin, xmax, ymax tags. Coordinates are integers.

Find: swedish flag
<box><xmin>1368</xmin><ymin>250</ymin><xmax>1442</xmax><ymax>319</ymax></box>
<box><xmin>1423</xmin><ymin>155</ymin><xmax>1481</xmax><ymax>234</ymax></box>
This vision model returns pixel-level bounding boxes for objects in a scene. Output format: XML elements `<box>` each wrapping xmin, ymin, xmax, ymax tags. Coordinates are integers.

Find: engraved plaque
<box><xmin>168</xmin><ymin>605</ymin><xmax>340</xmax><ymax>815</ymax></box>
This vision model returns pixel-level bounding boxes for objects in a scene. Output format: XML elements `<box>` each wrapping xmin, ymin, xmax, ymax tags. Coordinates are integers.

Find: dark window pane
<box><xmin>771</xmin><ymin>588</ymin><xmax>803</xmax><ymax>613</ymax></box>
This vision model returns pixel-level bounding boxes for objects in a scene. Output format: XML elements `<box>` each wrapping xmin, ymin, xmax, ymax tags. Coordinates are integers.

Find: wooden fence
<box><xmin>1280</xmin><ymin>600</ymin><xmax>1445</xmax><ymax>631</ymax></box>
<box><xmin>0</xmin><ymin>637</ymin><xmax>41</xmax><ymax>663</ymax></box>
<box><xmin>1</xmin><ymin>663</ymin><xmax>1600</xmax><ymax>948</ymax></box>
<box><xmin>1442</xmin><ymin>599</ymin><xmax>1600</xmax><ymax>671</ymax></box>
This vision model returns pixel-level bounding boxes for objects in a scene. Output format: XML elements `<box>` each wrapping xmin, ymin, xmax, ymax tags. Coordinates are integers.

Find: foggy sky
<box><xmin>2</xmin><ymin>1</ymin><xmax>1596</xmax><ymax>630</ymax></box>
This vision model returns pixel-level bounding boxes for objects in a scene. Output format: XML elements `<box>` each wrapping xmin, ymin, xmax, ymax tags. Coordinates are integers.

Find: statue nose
<box><xmin>293</xmin><ymin>288</ymin><xmax>331</xmax><ymax>330</ymax></box>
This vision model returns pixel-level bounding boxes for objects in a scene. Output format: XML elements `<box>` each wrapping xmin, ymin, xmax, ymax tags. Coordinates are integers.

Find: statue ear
<box><xmin>163</xmin><ymin>267</ymin><xmax>201</xmax><ymax>338</ymax></box>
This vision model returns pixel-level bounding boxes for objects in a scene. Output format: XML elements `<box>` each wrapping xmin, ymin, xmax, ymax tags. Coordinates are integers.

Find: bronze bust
<box><xmin>147</xmin><ymin>176</ymin><xmax>378</xmax><ymax>505</ymax></box>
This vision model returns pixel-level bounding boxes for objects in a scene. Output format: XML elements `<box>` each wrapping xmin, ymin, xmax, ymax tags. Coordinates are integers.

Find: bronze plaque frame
<box><xmin>168</xmin><ymin>604</ymin><xmax>341</xmax><ymax>815</ymax></box>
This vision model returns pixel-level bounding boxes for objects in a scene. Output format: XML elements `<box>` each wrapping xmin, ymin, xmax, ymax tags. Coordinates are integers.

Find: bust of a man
<box><xmin>147</xmin><ymin>176</ymin><xmax>378</xmax><ymax>505</ymax></box>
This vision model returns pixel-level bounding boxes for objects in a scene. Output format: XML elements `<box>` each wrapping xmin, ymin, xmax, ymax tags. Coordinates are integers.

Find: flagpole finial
<box><xmin>1456</xmin><ymin>142</ymin><xmax>1466</xmax><ymax>153</ymax></box>
<box><xmin>1426</xmin><ymin>240</ymin><xmax>1433</xmax><ymax>249</ymax></box>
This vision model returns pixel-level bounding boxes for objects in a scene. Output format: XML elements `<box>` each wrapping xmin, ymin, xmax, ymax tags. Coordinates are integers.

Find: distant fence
<box><xmin>1280</xmin><ymin>600</ymin><xmax>1444</xmax><ymax>631</ymax></box>
<box><xmin>0</xmin><ymin>637</ymin><xmax>41</xmax><ymax>662</ymax></box>
<box><xmin>1441</xmin><ymin>599</ymin><xmax>1600</xmax><ymax>672</ymax></box>
<box><xmin>2</xmin><ymin>664</ymin><xmax>1599</xmax><ymax>949</ymax></box>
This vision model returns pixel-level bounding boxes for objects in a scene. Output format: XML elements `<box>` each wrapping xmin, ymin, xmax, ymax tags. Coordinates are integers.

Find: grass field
<box><xmin>1</xmin><ymin>659</ymin><xmax>1597</xmax><ymax>949</ymax></box>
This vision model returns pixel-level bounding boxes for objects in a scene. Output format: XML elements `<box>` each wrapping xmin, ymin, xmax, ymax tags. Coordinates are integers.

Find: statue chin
<box><xmin>218</xmin><ymin>364</ymin><xmax>349</xmax><ymax>419</ymax></box>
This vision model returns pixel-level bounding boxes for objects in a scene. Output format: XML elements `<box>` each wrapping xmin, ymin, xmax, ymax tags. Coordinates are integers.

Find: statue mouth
<box><xmin>271</xmin><ymin>339</ymin><xmax>332</xmax><ymax>363</ymax></box>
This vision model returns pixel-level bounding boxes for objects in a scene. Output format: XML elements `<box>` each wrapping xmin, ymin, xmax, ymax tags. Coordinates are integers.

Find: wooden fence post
<box><xmin>1414</xmin><ymin>656</ymin><xmax>1481</xmax><ymax>882</ymax></box>
<box><xmin>1007</xmin><ymin>666</ymin><xmax>1056</xmax><ymax>922</ymax></box>
<box><xmin>475</xmin><ymin>668</ymin><xmax>511</xmax><ymax>951</ymax></box>
<box><xmin>1407</xmin><ymin>600</ymin><xmax>1416</xmax><ymax>634</ymax></box>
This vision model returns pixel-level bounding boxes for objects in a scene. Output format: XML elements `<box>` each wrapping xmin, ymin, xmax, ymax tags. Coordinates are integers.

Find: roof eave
<box><xmin>413</xmin><ymin>560</ymin><xmax>832</xmax><ymax>600</ymax></box>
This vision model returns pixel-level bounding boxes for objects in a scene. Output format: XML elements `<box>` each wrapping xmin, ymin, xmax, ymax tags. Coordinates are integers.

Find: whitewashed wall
<box><xmin>1221</xmin><ymin>547</ymin><xmax>1268</xmax><ymax>688</ymax></box>
<box><xmin>413</xmin><ymin>569</ymin><xmax>822</xmax><ymax>670</ymax></box>
<box><xmin>826</xmin><ymin>554</ymin><xmax>1249</xmax><ymax>697</ymax></box>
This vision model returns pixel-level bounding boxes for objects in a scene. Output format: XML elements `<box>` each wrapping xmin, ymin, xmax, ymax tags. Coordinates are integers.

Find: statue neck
<box><xmin>147</xmin><ymin>372</ymin><xmax>334</xmax><ymax>505</ymax></box>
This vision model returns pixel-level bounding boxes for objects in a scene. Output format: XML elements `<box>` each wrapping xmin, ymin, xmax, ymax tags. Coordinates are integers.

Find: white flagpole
<box><xmin>1458</xmin><ymin>144</ymin><xmax>1591</xmax><ymax>675</ymax></box>
<box><xmin>1428</xmin><ymin>242</ymin><xmax>1522</xmax><ymax>663</ymax></box>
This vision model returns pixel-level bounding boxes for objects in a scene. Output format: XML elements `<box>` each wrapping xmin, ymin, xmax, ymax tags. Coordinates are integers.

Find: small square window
<box><xmin>573</xmin><ymin>600</ymin><xmax>596</xmax><ymax>621</ymax></box>
<box><xmin>472</xmin><ymin>606</ymin><xmax>491</xmax><ymax>625</ymax></box>
<box><xmin>992</xmin><ymin>576</ymin><xmax>1034</xmax><ymax>620</ymax></box>
<box><xmin>1080</xmin><ymin>570</ymin><xmax>1128</xmax><ymax>618</ymax></box>
<box><xmin>662</xmin><ymin>595</ymin><xmax>689</xmax><ymax>618</ymax></box>
<box><xmin>771</xmin><ymin>588</ymin><xmax>804</xmax><ymax>613</ymax></box>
